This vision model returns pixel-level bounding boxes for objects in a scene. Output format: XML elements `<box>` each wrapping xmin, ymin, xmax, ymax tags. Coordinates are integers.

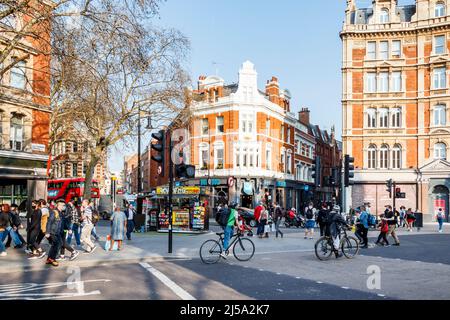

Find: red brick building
<box><xmin>0</xmin><ymin>1</ymin><xmax>52</xmax><ymax>206</ymax></box>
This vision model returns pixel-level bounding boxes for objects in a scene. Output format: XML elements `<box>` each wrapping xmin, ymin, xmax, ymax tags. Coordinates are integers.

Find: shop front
<box><xmin>152</xmin><ymin>186</ymin><xmax>209</xmax><ymax>234</ymax></box>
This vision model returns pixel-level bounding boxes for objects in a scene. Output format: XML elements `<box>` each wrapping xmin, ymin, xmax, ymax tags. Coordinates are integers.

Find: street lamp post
<box><xmin>137</xmin><ymin>104</ymin><xmax>142</xmax><ymax>195</ymax></box>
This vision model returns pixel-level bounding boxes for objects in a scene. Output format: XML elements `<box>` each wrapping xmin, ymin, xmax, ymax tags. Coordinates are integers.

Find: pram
<box><xmin>238</xmin><ymin>214</ymin><xmax>254</xmax><ymax>237</ymax></box>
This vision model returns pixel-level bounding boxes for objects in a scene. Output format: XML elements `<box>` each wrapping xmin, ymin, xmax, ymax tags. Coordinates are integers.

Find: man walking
<box><xmin>273</xmin><ymin>203</ymin><xmax>284</xmax><ymax>238</ymax></box>
<box><xmin>254</xmin><ymin>202</ymin><xmax>264</xmax><ymax>237</ymax></box>
<box><xmin>317</xmin><ymin>203</ymin><xmax>329</xmax><ymax>237</ymax></box>
<box><xmin>45</xmin><ymin>200</ymin><xmax>65</xmax><ymax>267</ymax></box>
<box><xmin>66</xmin><ymin>200</ymin><xmax>81</xmax><ymax>248</ymax></box>
<box><xmin>125</xmin><ymin>204</ymin><xmax>136</xmax><ymax>241</ymax></box>
<box><xmin>27</xmin><ymin>201</ymin><xmax>46</xmax><ymax>259</ymax></box>
<box><xmin>436</xmin><ymin>208</ymin><xmax>445</xmax><ymax>233</ymax></box>
<box><xmin>58</xmin><ymin>201</ymin><xmax>79</xmax><ymax>261</ymax></box>
<box><xmin>356</xmin><ymin>206</ymin><xmax>369</xmax><ymax>248</ymax></box>
<box><xmin>80</xmin><ymin>199</ymin><xmax>97</xmax><ymax>253</ymax></box>
<box><xmin>385</xmin><ymin>205</ymin><xmax>400</xmax><ymax>246</ymax></box>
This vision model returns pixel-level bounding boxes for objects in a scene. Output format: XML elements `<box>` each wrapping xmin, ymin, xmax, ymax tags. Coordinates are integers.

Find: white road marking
<box><xmin>341</xmin><ymin>287</ymin><xmax>350</xmax><ymax>290</ymax></box>
<box><xmin>276</xmin><ymin>273</ymin><xmax>281</xmax><ymax>275</ymax></box>
<box><xmin>377</xmin><ymin>294</ymin><xmax>386</xmax><ymax>297</ymax></box>
<box><xmin>258</xmin><ymin>269</ymin><xmax>265</xmax><ymax>272</ymax></box>
<box><xmin>316</xmin><ymin>281</ymin><xmax>323</xmax><ymax>284</ymax></box>
<box><xmin>139</xmin><ymin>262</ymin><xmax>196</xmax><ymax>300</ymax></box>
<box><xmin>295</xmin><ymin>277</ymin><xmax>301</xmax><ymax>279</ymax></box>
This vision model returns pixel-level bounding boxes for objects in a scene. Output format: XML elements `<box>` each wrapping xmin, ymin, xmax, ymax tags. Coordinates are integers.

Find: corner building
<box><xmin>342</xmin><ymin>0</ymin><xmax>450</xmax><ymax>221</ymax></box>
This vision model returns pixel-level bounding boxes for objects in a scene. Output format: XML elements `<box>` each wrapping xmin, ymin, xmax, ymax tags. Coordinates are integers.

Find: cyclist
<box><xmin>326</xmin><ymin>205</ymin><xmax>351</xmax><ymax>259</ymax></box>
<box><xmin>221</xmin><ymin>202</ymin><xmax>240</xmax><ymax>260</ymax></box>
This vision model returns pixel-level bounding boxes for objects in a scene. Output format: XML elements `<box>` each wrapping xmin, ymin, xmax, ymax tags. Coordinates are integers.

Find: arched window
<box><xmin>434</xmin><ymin>105</ymin><xmax>447</xmax><ymax>126</ymax></box>
<box><xmin>434</xmin><ymin>142</ymin><xmax>447</xmax><ymax>160</ymax></box>
<box><xmin>368</xmin><ymin>144</ymin><xmax>377</xmax><ymax>169</ymax></box>
<box><xmin>367</xmin><ymin>108</ymin><xmax>377</xmax><ymax>128</ymax></box>
<box><xmin>380</xmin><ymin>144</ymin><xmax>389</xmax><ymax>169</ymax></box>
<box><xmin>391</xmin><ymin>108</ymin><xmax>402</xmax><ymax>128</ymax></box>
<box><xmin>392</xmin><ymin>144</ymin><xmax>402</xmax><ymax>169</ymax></box>
<box><xmin>10</xmin><ymin>114</ymin><xmax>24</xmax><ymax>151</ymax></box>
<box><xmin>436</xmin><ymin>2</ymin><xmax>446</xmax><ymax>17</ymax></box>
<box><xmin>380</xmin><ymin>8</ymin><xmax>390</xmax><ymax>23</ymax></box>
<box><xmin>379</xmin><ymin>108</ymin><xmax>389</xmax><ymax>128</ymax></box>
<box><xmin>10</xmin><ymin>60</ymin><xmax>26</xmax><ymax>89</ymax></box>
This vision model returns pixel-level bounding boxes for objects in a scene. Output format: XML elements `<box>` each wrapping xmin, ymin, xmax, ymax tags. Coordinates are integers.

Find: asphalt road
<box><xmin>1</xmin><ymin>233</ymin><xmax>449</xmax><ymax>300</ymax></box>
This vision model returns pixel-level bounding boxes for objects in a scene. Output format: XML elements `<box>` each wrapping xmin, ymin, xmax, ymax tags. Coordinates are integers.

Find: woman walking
<box><xmin>110</xmin><ymin>207</ymin><xmax>127</xmax><ymax>250</ymax></box>
<box><xmin>258</xmin><ymin>205</ymin><xmax>269</xmax><ymax>239</ymax></box>
<box><xmin>406</xmin><ymin>208</ymin><xmax>416</xmax><ymax>232</ymax></box>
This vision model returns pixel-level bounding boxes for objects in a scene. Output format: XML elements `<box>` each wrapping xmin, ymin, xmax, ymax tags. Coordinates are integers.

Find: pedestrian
<box><xmin>110</xmin><ymin>207</ymin><xmax>127</xmax><ymax>251</ymax></box>
<box><xmin>375</xmin><ymin>213</ymin><xmax>390</xmax><ymax>246</ymax></box>
<box><xmin>254</xmin><ymin>202</ymin><xmax>264</xmax><ymax>237</ymax></box>
<box><xmin>384</xmin><ymin>205</ymin><xmax>400</xmax><ymax>246</ymax></box>
<box><xmin>399</xmin><ymin>206</ymin><xmax>406</xmax><ymax>228</ymax></box>
<box><xmin>0</xmin><ymin>208</ymin><xmax>9</xmax><ymax>257</ymax></box>
<box><xmin>326</xmin><ymin>205</ymin><xmax>351</xmax><ymax>259</ymax></box>
<box><xmin>436</xmin><ymin>208</ymin><xmax>445</xmax><ymax>233</ymax></box>
<box><xmin>80</xmin><ymin>199</ymin><xmax>97</xmax><ymax>253</ymax></box>
<box><xmin>45</xmin><ymin>199</ymin><xmax>65</xmax><ymax>267</ymax></box>
<box><xmin>66</xmin><ymin>200</ymin><xmax>81</xmax><ymax>247</ymax></box>
<box><xmin>125</xmin><ymin>204</ymin><xmax>136</xmax><ymax>240</ymax></box>
<box><xmin>89</xmin><ymin>201</ymin><xmax>100</xmax><ymax>241</ymax></box>
<box><xmin>5</xmin><ymin>204</ymin><xmax>25</xmax><ymax>249</ymax></box>
<box><xmin>406</xmin><ymin>208</ymin><xmax>416</xmax><ymax>232</ymax></box>
<box><xmin>273</xmin><ymin>203</ymin><xmax>284</xmax><ymax>238</ymax></box>
<box><xmin>58</xmin><ymin>201</ymin><xmax>79</xmax><ymax>261</ymax></box>
<box><xmin>304</xmin><ymin>202</ymin><xmax>316</xmax><ymax>240</ymax></box>
<box><xmin>221</xmin><ymin>202</ymin><xmax>239</xmax><ymax>260</ymax></box>
<box><xmin>258</xmin><ymin>205</ymin><xmax>269</xmax><ymax>239</ymax></box>
<box><xmin>1</xmin><ymin>204</ymin><xmax>23</xmax><ymax>249</ymax></box>
<box><xmin>316</xmin><ymin>202</ymin><xmax>329</xmax><ymax>237</ymax></box>
<box><xmin>36</xmin><ymin>199</ymin><xmax>50</xmax><ymax>246</ymax></box>
<box><xmin>27</xmin><ymin>200</ymin><xmax>46</xmax><ymax>260</ymax></box>
<box><xmin>357</xmin><ymin>206</ymin><xmax>369</xmax><ymax>248</ymax></box>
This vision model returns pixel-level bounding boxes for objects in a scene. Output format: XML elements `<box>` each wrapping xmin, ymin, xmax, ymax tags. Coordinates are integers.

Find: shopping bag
<box><xmin>271</xmin><ymin>223</ymin><xmax>277</xmax><ymax>232</ymax></box>
<box><xmin>264</xmin><ymin>224</ymin><xmax>271</xmax><ymax>233</ymax></box>
<box><xmin>104</xmin><ymin>235</ymin><xmax>111</xmax><ymax>251</ymax></box>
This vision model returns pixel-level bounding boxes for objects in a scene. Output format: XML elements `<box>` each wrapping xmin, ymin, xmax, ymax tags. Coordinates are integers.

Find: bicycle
<box><xmin>314</xmin><ymin>226</ymin><xmax>360</xmax><ymax>261</ymax></box>
<box><xmin>199</xmin><ymin>230</ymin><xmax>255</xmax><ymax>264</ymax></box>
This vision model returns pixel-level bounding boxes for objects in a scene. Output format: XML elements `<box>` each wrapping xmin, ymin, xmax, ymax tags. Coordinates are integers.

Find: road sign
<box><xmin>228</xmin><ymin>177</ymin><xmax>235</xmax><ymax>188</ymax></box>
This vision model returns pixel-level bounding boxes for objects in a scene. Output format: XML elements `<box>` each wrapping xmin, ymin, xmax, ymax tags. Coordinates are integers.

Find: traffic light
<box><xmin>175</xmin><ymin>164</ymin><xmax>196</xmax><ymax>179</ymax></box>
<box><xmin>386</xmin><ymin>179</ymin><xmax>393</xmax><ymax>198</ymax></box>
<box><xmin>312</xmin><ymin>157</ymin><xmax>321</xmax><ymax>187</ymax></box>
<box><xmin>344</xmin><ymin>155</ymin><xmax>355</xmax><ymax>187</ymax></box>
<box><xmin>395</xmin><ymin>187</ymin><xmax>406</xmax><ymax>199</ymax></box>
<box><xmin>151</xmin><ymin>130</ymin><xmax>165</xmax><ymax>176</ymax></box>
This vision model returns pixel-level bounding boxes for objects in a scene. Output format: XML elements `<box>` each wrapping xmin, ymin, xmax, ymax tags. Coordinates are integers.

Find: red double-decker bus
<box><xmin>47</xmin><ymin>178</ymin><xmax>100</xmax><ymax>204</ymax></box>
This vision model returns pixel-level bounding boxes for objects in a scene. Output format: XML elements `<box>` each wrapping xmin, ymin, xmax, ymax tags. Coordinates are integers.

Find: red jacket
<box><xmin>254</xmin><ymin>205</ymin><xmax>263</xmax><ymax>221</ymax></box>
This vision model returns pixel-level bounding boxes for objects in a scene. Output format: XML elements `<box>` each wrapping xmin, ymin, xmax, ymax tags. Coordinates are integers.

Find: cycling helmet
<box><xmin>333</xmin><ymin>205</ymin><xmax>341</xmax><ymax>212</ymax></box>
<box><xmin>229</xmin><ymin>202</ymin><xmax>238</xmax><ymax>209</ymax></box>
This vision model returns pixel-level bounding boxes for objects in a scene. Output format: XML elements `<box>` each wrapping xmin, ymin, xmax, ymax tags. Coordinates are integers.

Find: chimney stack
<box><xmin>299</xmin><ymin>108</ymin><xmax>310</xmax><ymax>125</ymax></box>
<box><xmin>265</xmin><ymin>76</ymin><xmax>280</xmax><ymax>106</ymax></box>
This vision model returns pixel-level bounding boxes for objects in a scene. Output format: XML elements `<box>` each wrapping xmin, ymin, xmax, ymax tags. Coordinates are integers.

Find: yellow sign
<box><xmin>156</xmin><ymin>186</ymin><xmax>200</xmax><ymax>195</ymax></box>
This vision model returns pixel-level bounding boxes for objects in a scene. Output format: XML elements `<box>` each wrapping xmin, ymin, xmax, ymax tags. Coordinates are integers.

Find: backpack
<box><xmin>368</xmin><ymin>214</ymin><xmax>376</xmax><ymax>226</ymax></box>
<box><xmin>437</xmin><ymin>211</ymin><xmax>445</xmax><ymax>220</ymax></box>
<box><xmin>215</xmin><ymin>207</ymin><xmax>231</xmax><ymax>227</ymax></box>
<box><xmin>305</xmin><ymin>208</ymin><xmax>314</xmax><ymax>220</ymax></box>
<box><xmin>91</xmin><ymin>209</ymin><xmax>100</xmax><ymax>224</ymax></box>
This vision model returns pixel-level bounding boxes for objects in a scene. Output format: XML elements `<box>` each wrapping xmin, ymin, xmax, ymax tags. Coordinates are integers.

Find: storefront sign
<box><xmin>304</xmin><ymin>185</ymin><xmax>310</xmax><ymax>192</ymax></box>
<box><xmin>276</xmin><ymin>181</ymin><xmax>287</xmax><ymax>188</ymax></box>
<box><xmin>200</xmin><ymin>179</ymin><xmax>222</xmax><ymax>186</ymax></box>
<box><xmin>31</xmin><ymin>143</ymin><xmax>46</xmax><ymax>152</ymax></box>
<box><xmin>157</xmin><ymin>186</ymin><xmax>200</xmax><ymax>195</ymax></box>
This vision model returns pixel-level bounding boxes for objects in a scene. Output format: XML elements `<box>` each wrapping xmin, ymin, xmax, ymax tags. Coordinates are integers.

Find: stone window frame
<box><xmin>434</xmin><ymin>142</ymin><xmax>448</xmax><ymax>160</ymax></box>
<box><xmin>434</xmin><ymin>34</ymin><xmax>446</xmax><ymax>55</ymax></box>
<box><xmin>379</xmin><ymin>8</ymin><xmax>390</xmax><ymax>24</ymax></box>
<box><xmin>432</xmin><ymin>104</ymin><xmax>447</xmax><ymax>127</ymax></box>
<box><xmin>198</xmin><ymin>142</ymin><xmax>209</xmax><ymax>170</ymax></box>
<box><xmin>432</xmin><ymin>66</ymin><xmax>447</xmax><ymax>90</ymax></box>
<box><xmin>392</xmin><ymin>144</ymin><xmax>403</xmax><ymax>169</ymax></box>
<box><xmin>379</xmin><ymin>144</ymin><xmax>390</xmax><ymax>169</ymax></box>
<box><xmin>435</xmin><ymin>1</ymin><xmax>446</xmax><ymax>18</ymax></box>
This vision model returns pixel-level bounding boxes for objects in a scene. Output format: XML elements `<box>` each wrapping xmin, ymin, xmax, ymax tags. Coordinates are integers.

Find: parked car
<box><xmin>237</xmin><ymin>207</ymin><xmax>257</xmax><ymax>228</ymax></box>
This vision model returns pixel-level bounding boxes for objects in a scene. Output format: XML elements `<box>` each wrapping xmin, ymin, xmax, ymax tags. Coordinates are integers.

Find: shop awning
<box><xmin>0</xmin><ymin>167</ymin><xmax>48</xmax><ymax>180</ymax></box>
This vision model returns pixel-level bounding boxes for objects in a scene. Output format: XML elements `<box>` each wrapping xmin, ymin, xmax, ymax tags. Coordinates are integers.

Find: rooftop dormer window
<box><xmin>436</xmin><ymin>2</ymin><xmax>446</xmax><ymax>18</ymax></box>
<box><xmin>380</xmin><ymin>8</ymin><xmax>389</xmax><ymax>23</ymax></box>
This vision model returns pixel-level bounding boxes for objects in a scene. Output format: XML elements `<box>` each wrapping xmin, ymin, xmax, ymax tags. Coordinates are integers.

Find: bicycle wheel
<box><xmin>314</xmin><ymin>237</ymin><xmax>333</xmax><ymax>261</ymax></box>
<box><xmin>341</xmin><ymin>236</ymin><xmax>360</xmax><ymax>259</ymax></box>
<box><xmin>233</xmin><ymin>237</ymin><xmax>255</xmax><ymax>262</ymax></box>
<box><xmin>199</xmin><ymin>240</ymin><xmax>222</xmax><ymax>264</ymax></box>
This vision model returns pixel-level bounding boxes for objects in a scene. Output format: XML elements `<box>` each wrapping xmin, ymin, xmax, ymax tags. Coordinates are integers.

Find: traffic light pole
<box><xmin>393</xmin><ymin>181</ymin><xmax>396</xmax><ymax>213</ymax></box>
<box><xmin>168</xmin><ymin>138</ymin><xmax>174</xmax><ymax>254</ymax></box>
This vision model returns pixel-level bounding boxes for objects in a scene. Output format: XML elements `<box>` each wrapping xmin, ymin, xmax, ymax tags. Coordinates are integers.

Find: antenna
<box><xmin>212</xmin><ymin>61</ymin><xmax>221</xmax><ymax>76</ymax></box>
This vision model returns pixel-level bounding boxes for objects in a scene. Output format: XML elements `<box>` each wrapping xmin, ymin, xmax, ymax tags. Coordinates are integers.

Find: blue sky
<box><xmin>108</xmin><ymin>0</ymin><xmax>415</xmax><ymax>173</ymax></box>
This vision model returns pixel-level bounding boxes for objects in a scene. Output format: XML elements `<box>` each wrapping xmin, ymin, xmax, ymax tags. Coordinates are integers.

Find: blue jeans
<box><xmin>223</xmin><ymin>225</ymin><xmax>234</xmax><ymax>251</ymax></box>
<box><xmin>126</xmin><ymin>220</ymin><xmax>135</xmax><ymax>240</ymax></box>
<box><xmin>67</xmin><ymin>223</ymin><xmax>81</xmax><ymax>246</ymax></box>
<box><xmin>257</xmin><ymin>221</ymin><xmax>264</xmax><ymax>235</ymax></box>
<box><xmin>438</xmin><ymin>219</ymin><xmax>444</xmax><ymax>231</ymax></box>
<box><xmin>6</xmin><ymin>227</ymin><xmax>22</xmax><ymax>246</ymax></box>
<box><xmin>0</xmin><ymin>231</ymin><xmax>6</xmax><ymax>253</ymax></box>
<box><xmin>91</xmin><ymin>226</ymin><xmax>99</xmax><ymax>239</ymax></box>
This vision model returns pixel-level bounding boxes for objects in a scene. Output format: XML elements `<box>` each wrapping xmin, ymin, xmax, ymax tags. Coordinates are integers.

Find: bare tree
<box><xmin>1</xmin><ymin>0</ymin><xmax>190</xmax><ymax>199</ymax></box>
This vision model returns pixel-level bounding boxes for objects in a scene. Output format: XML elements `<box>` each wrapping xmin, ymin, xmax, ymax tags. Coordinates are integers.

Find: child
<box><xmin>375</xmin><ymin>214</ymin><xmax>389</xmax><ymax>246</ymax></box>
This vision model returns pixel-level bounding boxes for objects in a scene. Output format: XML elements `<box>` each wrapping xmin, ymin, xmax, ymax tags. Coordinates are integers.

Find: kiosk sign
<box><xmin>157</xmin><ymin>186</ymin><xmax>200</xmax><ymax>195</ymax></box>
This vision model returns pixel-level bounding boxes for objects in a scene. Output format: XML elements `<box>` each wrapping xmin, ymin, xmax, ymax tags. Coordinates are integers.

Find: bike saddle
<box><xmin>216</xmin><ymin>232</ymin><xmax>224</xmax><ymax>236</ymax></box>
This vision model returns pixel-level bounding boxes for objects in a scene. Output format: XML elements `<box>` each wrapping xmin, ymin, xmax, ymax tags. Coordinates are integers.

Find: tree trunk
<box><xmin>83</xmin><ymin>149</ymin><xmax>101</xmax><ymax>200</ymax></box>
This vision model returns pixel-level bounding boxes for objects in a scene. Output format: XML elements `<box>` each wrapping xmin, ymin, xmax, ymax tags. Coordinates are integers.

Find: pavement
<box><xmin>0</xmin><ymin>222</ymin><xmax>449</xmax><ymax>300</ymax></box>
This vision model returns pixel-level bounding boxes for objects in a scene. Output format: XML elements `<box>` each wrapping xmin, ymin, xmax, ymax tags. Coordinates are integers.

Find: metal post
<box><xmin>168</xmin><ymin>136</ymin><xmax>174</xmax><ymax>254</ymax></box>
<box><xmin>137</xmin><ymin>104</ymin><xmax>142</xmax><ymax>195</ymax></box>
<box><xmin>393</xmin><ymin>181</ymin><xmax>396</xmax><ymax>212</ymax></box>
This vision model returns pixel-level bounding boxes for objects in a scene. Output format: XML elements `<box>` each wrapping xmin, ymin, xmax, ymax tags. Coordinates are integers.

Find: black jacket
<box><xmin>46</xmin><ymin>209</ymin><xmax>63</xmax><ymax>236</ymax></box>
<box><xmin>29</xmin><ymin>209</ymin><xmax>42</xmax><ymax>232</ymax></box>
<box><xmin>8</xmin><ymin>212</ymin><xmax>21</xmax><ymax>228</ymax></box>
<box><xmin>326</xmin><ymin>211</ymin><xmax>348</xmax><ymax>238</ymax></box>
<box><xmin>317</xmin><ymin>209</ymin><xmax>329</xmax><ymax>224</ymax></box>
